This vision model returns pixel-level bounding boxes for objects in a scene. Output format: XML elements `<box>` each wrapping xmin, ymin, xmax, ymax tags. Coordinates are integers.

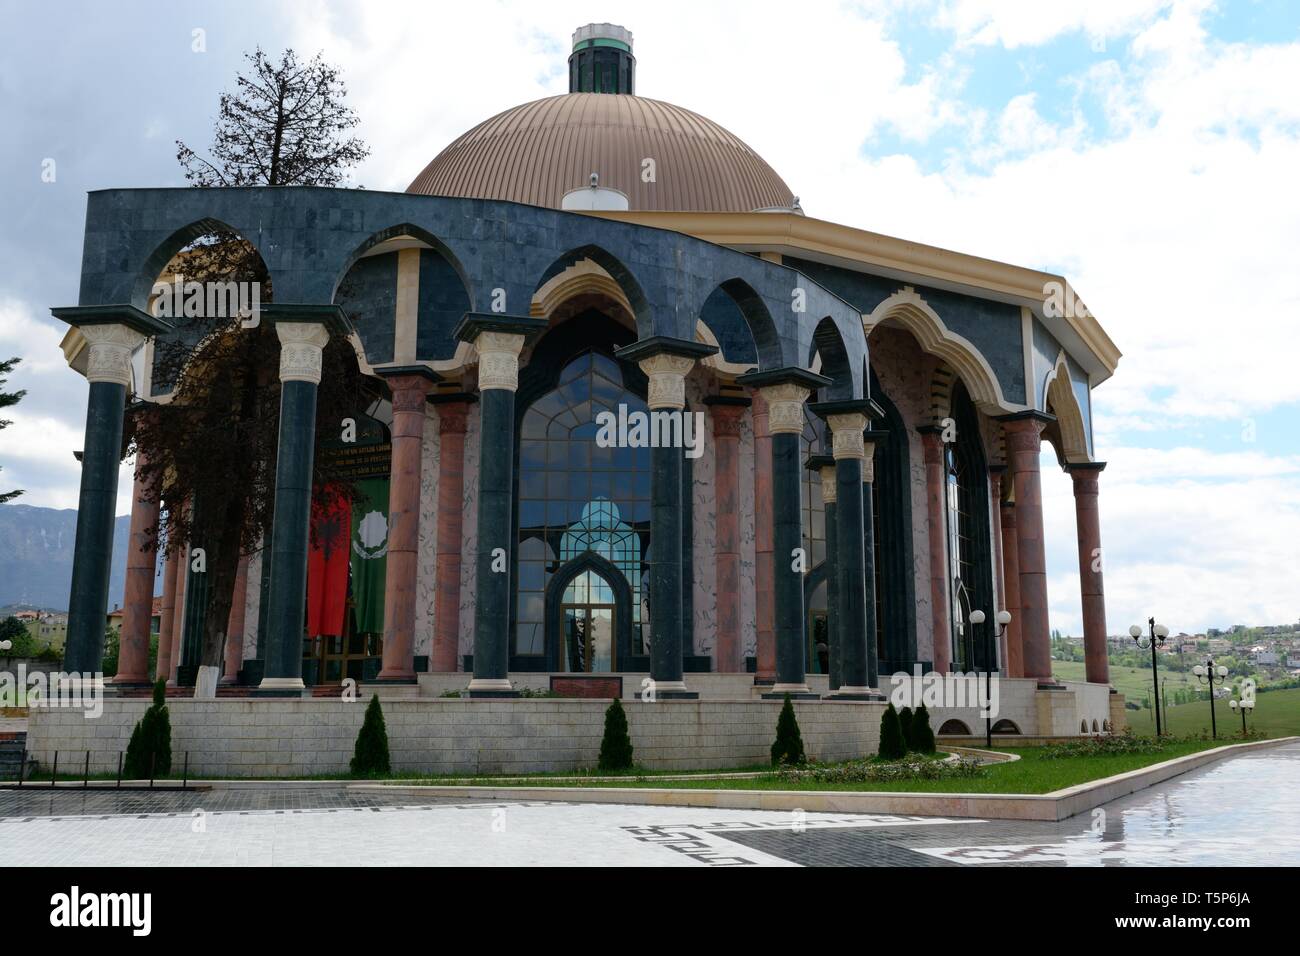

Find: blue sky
<box><xmin>1</xmin><ymin>0</ymin><xmax>1297</xmax><ymax>634</ymax></box>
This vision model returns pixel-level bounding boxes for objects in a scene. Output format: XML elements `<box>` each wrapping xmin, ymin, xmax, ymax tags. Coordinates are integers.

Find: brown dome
<box><xmin>407</xmin><ymin>93</ymin><xmax>795</xmax><ymax>213</ymax></box>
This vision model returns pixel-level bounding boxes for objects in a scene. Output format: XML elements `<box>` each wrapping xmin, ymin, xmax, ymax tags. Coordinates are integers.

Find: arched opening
<box><xmin>945</xmin><ymin>380</ymin><xmax>996</xmax><ymax>673</ymax></box>
<box><xmin>535</xmin><ymin>245</ymin><xmax>652</xmax><ymax>338</ymax></box>
<box><xmin>544</xmin><ymin>550</ymin><xmax>635</xmax><ymax>672</ymax></box>
<box><xmin>938</xmin><ymin>719</ymin><xmax>972</xmax><ymax>735</ymax></box>
<box><xmin>869</xmin><ymin>368</ymin><xmax>918</xmax><ymax>672</ymax></box>
<box><xmin>991</xmin><ymin>719</ymin><xmax>1021</xmax><ymax>735</ymax></box>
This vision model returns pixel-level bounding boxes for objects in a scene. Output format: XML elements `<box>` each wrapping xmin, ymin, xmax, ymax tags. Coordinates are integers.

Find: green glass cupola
<box><xmin>569</xmin><ymin>23</ymin><xmax>635</xmax><ymax>94</ymax></box>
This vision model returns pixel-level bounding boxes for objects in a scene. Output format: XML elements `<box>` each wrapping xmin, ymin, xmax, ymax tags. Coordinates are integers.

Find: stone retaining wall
<box><xmin>25</xmin><ymin>698</ymin><xmax>883</xmax><ymax>777</ymax></box>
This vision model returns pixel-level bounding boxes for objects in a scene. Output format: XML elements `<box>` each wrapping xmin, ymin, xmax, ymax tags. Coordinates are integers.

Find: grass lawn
<box><xmin>412</xmin><ymin>739</ymin><xmax>1227</xmax><ymax>794</ymax></box>
<box><xmin>1052</xmin><ymin>659</ymin><xmax>1199</xmax><ymax>705</ymax></box>
<box><xmin>1126</xmin><ymin>685</ymin><xmax>1300</xmax><ymax>738</ymax></box>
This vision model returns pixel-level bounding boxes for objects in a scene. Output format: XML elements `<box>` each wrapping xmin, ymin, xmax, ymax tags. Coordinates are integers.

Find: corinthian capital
<box><xmin>827</xmin><ymin>412</ymin><xmax>868</xmax><ymax>460</ymax></box>
<box><xmin>474</xmin><ymin>330</ymin><xmax>526</xmax><ymax>392</ymax></box>
<box><xmin>638</xmin><ymin>353</ymin><xmax>695</xmax><ymax>410</ymax></box>
<box><xmin>81</xmin><ymin>324</ymin><xmax>147</xmax><ymax>388</ymax></box>
<box><xmin>759</xmin><ymin>383</ymin><xmax>809</xmax><ymax>434</ymax></box>
<box><xmin>276</xmin><ymin>322</ymin><xmax>331</xmax><ymax>385</ymax></box>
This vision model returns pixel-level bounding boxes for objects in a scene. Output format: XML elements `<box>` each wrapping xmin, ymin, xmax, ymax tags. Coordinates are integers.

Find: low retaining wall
<box><xmin>24</xmin><ymin>698</ymin><xmax>884</xmax><ymax>777</ymax></box>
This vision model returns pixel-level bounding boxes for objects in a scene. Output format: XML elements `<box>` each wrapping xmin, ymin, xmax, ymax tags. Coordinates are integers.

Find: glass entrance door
<box><xmin>562</xmin><ymin>605</ymin><xmax>615</xmax><ymax>672</ymax></box>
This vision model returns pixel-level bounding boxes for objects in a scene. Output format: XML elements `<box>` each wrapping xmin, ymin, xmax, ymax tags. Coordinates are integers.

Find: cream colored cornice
<box><xmin>585</xmin><ymin>209</ymin><xmax>1121</xmax><ymax>383</ymax></box>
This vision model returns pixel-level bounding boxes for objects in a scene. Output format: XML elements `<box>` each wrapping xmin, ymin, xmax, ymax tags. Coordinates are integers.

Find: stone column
<box><xmin>810</xmin><ymin>457</ymin><xmax>838</xmax><ymax>689</ymax></box>
<box><xmin>988</xmin><ymin>465</ymin><xmax>1008</xmax><ymax>674</ymax></box>
<box><xmin>259</xmin><ymin>320</ymin><xmax>333</xmax><ymax>694</ymax></box>
<box><xmin>115</xmin><ymin>445</ymin><xmax>159</xmax><ymax>685</ymax></box>
<box><xmin>430</xmin><ymin>395</ymin><xmax>472</xmax><ymax>672</ymax></box>
<box><xmin>459</xmin><ymin>314</ymin><xmax>546</xmax><ymax>696</ymax></box>
<box><xmin>706</xmin><ymin>398</ymin><xmax>748</xmax><ymax>673</ymax></box>
<box><xmin>51</xmin><ymin>316</ymin><xmax>152</xmax><ymax>676</ymax></box>
<box><xmin>168</xmin><ymin>534</ymin><xmax>187</xmax><ymax>686</ymax></box>
<box><xmin>751</xmin><ymin>391</ymin><xmax>776</xmax><ymax>683</ymax></box>
<box><xmin>1067</xmin><ymin>462</ymin><xmax>1110</xmax><ymax>685</ymax></box>
<box><xmin>376</xmin><ymin>368</ymin><xmax>440</xmax><ymax>682</ymax></box>
<box><xmin>918</xmin><ymin>426</ymin><xmax>951</xmax><ymax>673</ymax></box>
<box><xmin>616</xmin><ymin>336</ymin><xmax>716</xmax><ymax>698</ymax></box>
<box><xmin>155</xmin><ymin>545</ymin><xmax>179</xmax><ymax>682</ymax></box>
<box><xmin>738</xmin><ymin>368</ymin><xmax>829</xmax><ymax>698</ymax></box>
<box><xmin>999</xmin><ymin>499</ymin><xmax>1023</xmax><ymax>677</ymax></box>
<box><xmin>1003</xmin><ymin>414</ymin><xmax>1055</xmax><ymax>686</ymax></box>
<box><xmin>220</xmin><ymin>554</ymin><xmax>250</xmax><ymax>684</ymax></box>
<box><xmin>815</xmin><ymin>403</ymin><xmax>881</xmax><ymax>698</ymax></box>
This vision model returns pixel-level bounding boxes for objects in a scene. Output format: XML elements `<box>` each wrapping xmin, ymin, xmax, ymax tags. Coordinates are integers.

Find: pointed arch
<box><xmin>332</xmin><ymin>222</ymin><xmax>472</xmax><ymax>307</ymax></box>
<box><xmin>864</xmin><ymin>286</ymin><xmax>1018</xmax><ymax>415</ymax></box>
<box><xmin>808</xmin><ymin>316</ymin><xmax>853</xmax><ymax>401</ymax></box>
<box><xmin>131</xmin><ymin>217</ymin><xmax>271</xmax><ymax>309</ymax></box>
<box><xmin>543</xmin><ymin>551</ymin><xmax>635</xmax><ymax>671</ymax></box>
<box><xmin>535</xmin><ymin>244</ymin><xmax>651</xmax><ymax>338</ymax></box>
<box><xmin>1043</xmin><ymin>351</ymin><xmax>1091</xmax><ymax>463</ymax></box>
<box><xmin>709</xmin><ymin>277</ymin><xmax>782</xmax><ymax>370</ymax></box>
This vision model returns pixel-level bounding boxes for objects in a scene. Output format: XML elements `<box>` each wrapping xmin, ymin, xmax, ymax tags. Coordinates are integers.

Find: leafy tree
<box><xmin>124</xmin><ymin>679</ymin><xmax>172</xmax><ymax>778</ymax></box>
<box><xmin>879</xmin><ymin>703</ymin><xmax>907</xmax><ymax>760</ymax></box>
<box><xmin>350</xmin><ymin>694</ymin><xmax>391</xmax><ymax>777</ymax></box>
<box><xmin>911</xmin><ymin>703</ymin><xmax>936</xmax><ymax>754</ymax></box>
<box><xmin>132</xmin><ymin>49</ymin><xmax>374</xmax><ymax>693</ymax></box>
<box><xmin>597</xmin><ymin>698</ymin><xmax>634</xmax><ymax>771</ymax></box>
<box><xmin>770</xmin><ymin>693</ymin><xmax>806</xmax><ymax>766</ymax></box>
<box><xmin>0</xmin><ymin>357</ymin><xmax>25</xmax><ymax>503</ymax></box>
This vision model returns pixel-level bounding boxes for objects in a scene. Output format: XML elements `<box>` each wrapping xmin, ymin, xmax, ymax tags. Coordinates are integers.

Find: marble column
<box><xmin>459</xmin><ymin>314</ymin><xmax>546</xmax><ymax>696</ymax></box>
<box><xmin>430</xmin><ymin>395</ymin><xmax>472</xmax><ymax>673</ymax></box>
<box><xmin>999</xmin><ymin>499</ymin><xmax>1024</xmax><ymax>678</ymax></box>
<box><xmin>707</xmin><ymin>398</ymin><xmax>748</xmax><ymax>673</ymax></box>
<box><xmin>751</xmin><ymin>392</ymin><xmax>776</xmax><ymax>683</ymax></box>
<box><xmin>220</xmin><ymin>554</ymin><xmax>250</xmax><ymax>684</ymax></box>
<box><xmin>155</xmin><ymin>545</ymin><xmax>178</xmax><ymax>682</ymax></box>
<box><xmin>1067</xmin><ymin>462</ymin><xmax>1110</xmax><ymax>685</ymax></box>
<box><xmin>115</xmin><ymin>445</ymin><xmax>159</xmax><ymax>685</ymax></box>
<box><xmin>616</xmin><ymin>336</ymin><xmax>716</xmax><ymax>698</ymax></box>
<box><xmin>1003</xmin><ymin>414</ymin><xmax>1055</xmax><ymax>687</ymax></box>
<box><xmin>376</xmin><ymin>368</ymin><xmax>440</xmax><ymax>682</ymax></box>
<box><xmin>167</xmin><ymin>533</ymin><xmax>187</xmax><ymax>686</ymax></box>
<box><xmin>738</xmin><ymin>368</ymin><xmax>829</xmax><ymax>698</ymax></box>
<box><xmin>49</xmin><ymin>311</ymin><xmax>159</xmax><ymax>676</ymax></box>
<box><xmin>259</xmin><ymin>320</ymin><xmax>333</xmax><ymax>694</ymax></box>
<box><xmin>809</xmin><ymin>457</ymin><xmax>838</xmax><ymax>689</ymax></box>
<box><xmin>918</xmin><ymin>426</ymin><xmax>952</xmax><ymax>673</ymax></box>
<box><xmin>988</xmin><ymin>465</ymin><xmax>1008</xmax><ymax>674</ymax></box>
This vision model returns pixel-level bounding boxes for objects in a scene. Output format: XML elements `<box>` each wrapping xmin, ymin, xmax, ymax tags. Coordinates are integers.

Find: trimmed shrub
<box><xmin>911</xmin><ymin>702</ymin><xmax>936</xmax><ymax>754</ymax></box>
<box><xmin>770</xmin><ymin>693</ymin><xmax>806</xmax><ymax>766</ymax></box>
<box><xmin>878</xmin><ymin>702</ymin><xmax>907</xmax><ymax>760</ymax></box>
<box><xmin>350</xmin><ymin>694</ymin><xmax>391</xmax><ymax>777</ymax></box>
<box><xmin>123</xmin><ymin>678</ymin><xmax>172</xmax><ymax>778</ymax></box>
<box><xmin>597</xmin><ymin>698</ymin><xmax>634</xmax><ymax>771</ymax></box>
<box><xmin>898</xmin><ymin>706</ymin><xmax>914</xmax><ymax>751</ymax></box>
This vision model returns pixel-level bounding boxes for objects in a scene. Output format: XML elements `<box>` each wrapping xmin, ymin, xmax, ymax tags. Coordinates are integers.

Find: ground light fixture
<box><xmin>1130</xmin><ymin>617</ymin><xmax>1170</xmax><ymax>735</ymax></box>
<box><xmin>1192</xmin><ymin>658</ymin><xmax>1231</xmax><ymax>739</ymax></box>
<box><xmin>1228</xmin><ymin>695</ymin><xmax>1256</xmax><ymax>736</ymax></box>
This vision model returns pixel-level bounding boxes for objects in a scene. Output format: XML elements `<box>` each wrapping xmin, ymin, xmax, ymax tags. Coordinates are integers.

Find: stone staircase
<box><xmin>0</xmin><ymin>731</ymin><xmax>33</xmax><ymax>781</ymax></box>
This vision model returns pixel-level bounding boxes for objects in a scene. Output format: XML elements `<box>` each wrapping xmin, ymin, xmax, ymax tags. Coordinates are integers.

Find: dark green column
<box><xmin>835</xmin><ymin>455</ymin><xmax>870</xmax><ymax>692</ymax></box>
<box><xmin>863</xmin><ymin>465</ymin><xmax>879</xmax><ymax>689</ymax></box>
<box><xmin>771</xmin><ymin>430</ymin><xmax>808</xmax><ymax>692</ymax></box>
<box><xmin>64</xmin><ymin>379</ymin><xmax>129</xmax><ymax>674</ymax></box>
<box><xmin>807</xmin><ymin>455</ymin><xmax>837</xmax><ymax>691</ymax></box>
<box><xmin>457</xmin><ymin>314</ymin><xmax>546</xmax><ymax>697</ymax></box>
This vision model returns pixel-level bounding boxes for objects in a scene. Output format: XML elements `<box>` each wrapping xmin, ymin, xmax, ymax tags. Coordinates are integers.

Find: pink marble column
<box><xmin>988</xmin><ymin>466</ymin><xmax>1008</xmax><ymax>673</ymax></box>
<box><xmin>999</xmin><ymin>499</ymin><xmax>1024</xmax><ymax>678</ymax></box>
<box><xmin>221</xmin><ymin>554</ymin><xmax>250</xmax><ymax>684</ymax></box>
<box><xmin>377</xmin><ymin>373</ymin><xmax>438</xmax><ymax>682</ymax></box>
<box><xmin>1068</xmin><ymin>463</ymin><xmax>1110</xmax><ymax>685</ymax></box>
<box><xmin>709</xmin><ymin>400</ymin><xmax>747</xmax><ymax>672</ymax></box>
<box><xmin>1004</xmin><ymin>416</ymin><xmax>1053</xmax><ymax>686</ymax></box>
<box><xmin>154</xmin><ymin>544</ymin><xmax>179</xmax><ymax>683</ymax></box>
<box><xmin>919</xmin><ymin>427</ymin><xmax>951</xmax><ymax>673</ymax></box>
<box><xmin>751</xmin><ymin>391</ymin><xmax>776</xmax><ymax>682</ymax></box>
<box><xmin>115</xmin><ymin>451</ymin><xmax>159</xmax><ymax>685</ymax></box>
<box><xmin>432</xmin><ymin>398</ymin><xmax>470</xmax><ymax>672</ymax></box>
<box><xmin>167</xmin><ymin>537</ymin><xmax>188</xmax><ymax>686</ymax></box>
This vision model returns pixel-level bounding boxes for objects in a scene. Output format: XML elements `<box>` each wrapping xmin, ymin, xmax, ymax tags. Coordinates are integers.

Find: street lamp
<box><xmin>1227</xmin><ymin>695</ymin><xmax>1255</xmax><ymax>737</ymax></box>
<box><xmin>970</xmin><ymin>609</ymin><xmax>1012</xmax><ymax>748</ymax></box>
<box><xmin>1129</xmin><ymin>617</ymin><xmax>1170</xmax><ymax>736</ymax></box>
<box><xmin>1192</xmin><ymin>657</ymin><xmax>1231</xmax><ymax>739</ymax></box>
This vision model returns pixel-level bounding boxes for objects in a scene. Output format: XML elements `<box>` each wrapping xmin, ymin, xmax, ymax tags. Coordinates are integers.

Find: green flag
<box><xmin>350</xmin><ymin>478</ymin><xmax>390</xmax><ymax>635</ymax></box>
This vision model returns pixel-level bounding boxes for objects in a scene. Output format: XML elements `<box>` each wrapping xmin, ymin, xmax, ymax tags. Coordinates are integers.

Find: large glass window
<box><xmin>516</xmin><ymin>352</ymin><xmax>650</xmax><ymax>657</ymax></box>
<box><xmin>943</xmin><ymin>382</ymin><xmax>995</xmax><ymax>673</ymax></box>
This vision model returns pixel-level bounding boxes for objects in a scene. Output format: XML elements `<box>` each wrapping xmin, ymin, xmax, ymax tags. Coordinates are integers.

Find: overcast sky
<box><xmin>1</xmin><ymin>0</ymin><xmax>1298</xmax><ymax>634</ymax></box>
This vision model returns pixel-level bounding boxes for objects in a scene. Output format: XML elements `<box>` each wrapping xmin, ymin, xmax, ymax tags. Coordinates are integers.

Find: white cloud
<box><xmin>934</xmin><ymin>0</ymin><xmax>1178</xmax><ymax>50</ymax></box>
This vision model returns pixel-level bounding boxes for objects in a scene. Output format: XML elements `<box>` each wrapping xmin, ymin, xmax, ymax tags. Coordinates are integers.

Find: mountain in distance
<box><xmin>0</xmin><ymin>503</ymin><xmax>136</xmax><ymax>612</ymax></box>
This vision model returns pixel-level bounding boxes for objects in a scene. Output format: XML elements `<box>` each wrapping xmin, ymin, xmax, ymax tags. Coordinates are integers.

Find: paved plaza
<box><xmin>4</xmin><ymin>742</ymin><xmax>1297</xmax><ymax>866</ymax></box>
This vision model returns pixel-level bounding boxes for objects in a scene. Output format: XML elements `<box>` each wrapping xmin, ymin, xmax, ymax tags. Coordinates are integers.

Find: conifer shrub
<box><xmin>124</xmin><ymin>678</ymin><xmax>172</xmax><ymax>778</ymax></box>
<box><xmin>911</xmin><ymin>702</ymin><xmax>937</xmax><ymax>754</ymax></box>
<box><xmin>597</xmin><ymin>697</ymin><xmax>634</xmax><ymax>771</ymax></box>
<box><xmin>878</xmin><ymin>702</ymin><xmax>907</xmax><ymax>760</ymax></box>
<box><xmin>350</xmin><ymin>694</ymin><xmax>391</xmax><ymax>777</ymax></box>
<box><xmin>898</xmin><ymin>705</ymin><xmax>914</xmax><ymax>751</ymax></box>
<box><xmin>770</xmin><ymin>693</ymin><xmax>806</xmax><ymax>766</ymax></box>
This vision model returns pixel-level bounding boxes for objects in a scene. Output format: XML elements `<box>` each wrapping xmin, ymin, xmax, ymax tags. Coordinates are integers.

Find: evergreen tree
<box><xmin>350</xmin><ymin>694</ymin><xmax>391</xmax><ymax>777</ymax></box>
<box><xmin>597</xmin><ymin>698</ymin><xmax>634</xmax><ymax>771</ymax></box>
<box><xmin>124</xmin><ymin>679</ymin><xmax>172</xmax><ymax>777</ymax></box>
<box><xmin>879</xmin><ymin>702</ymin><xmax>907</xmax><ymax>760</ymax></box>
<box><xmin>770</xmin><ymin>693</ymin><xmax>806</xmax><ymax>766</ymax></box>
<box><xmin>898</xmin><ymin>705</ymin><xmax>914</xmax><ymax>752</ymax></box>
<box><xmin>0</xmin><ymin>357</ymin><xmax>26</xmax><ymax>503</ymax></box>
<box><xmin>911</xmin><ymin>702</ymin><xmax>937</xmax><ymax>754</ymax></box>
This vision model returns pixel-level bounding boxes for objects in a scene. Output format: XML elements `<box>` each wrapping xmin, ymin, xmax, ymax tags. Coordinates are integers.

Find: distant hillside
<box><xmin>0</xmin><ymin>504</ymin><xmax>134</xmax><ymax>611</ymax></box>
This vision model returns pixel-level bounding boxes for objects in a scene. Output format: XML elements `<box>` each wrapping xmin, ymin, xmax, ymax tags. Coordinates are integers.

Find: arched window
<box><xmin>516</xmin><ymin>350</ymin><xmax>651</xmax><ymax>662</ymax></box>
<box><xmin>944</xmin><ymin>381</ymin><xmax>995</xmax><ymax>673</ymax></box>
<box><xmin>869</xmin><ymin>370</ymin><xmax>918</xmax><ymax>672</ymax></box>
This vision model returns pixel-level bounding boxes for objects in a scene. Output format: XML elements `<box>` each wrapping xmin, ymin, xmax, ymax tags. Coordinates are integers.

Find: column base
<box><xmin>1036</xmin><ymin>679</ymin><xmax>1067</xmax><ymax>690</ymax></box>
<box><xmin>825</xmin><ymin>686</ymin><xmax>885</xmax><ymax>701</ymax></box>
<box><xmin>467</xmin><ymin>677</ymin><xmax>516</xmax><ymax>698</ymax></box>
<box><xmin>371</xmin><ymin>674</ymin><xmax>418</xmax><ymax>685</ymax></box>
<box><xmin>763</xmin><ymin>683</ymin><xmax>819</xmax><ymax>700</ymax></box>
<box><xmin>108</xmin><ymin>677</ymin><xmax>153</xmax><ymax>689</ymax></box>
<box><xmin>253</xmin><ymin>676</ymin><xmax>307</xmax><ymax>698</ymax></box>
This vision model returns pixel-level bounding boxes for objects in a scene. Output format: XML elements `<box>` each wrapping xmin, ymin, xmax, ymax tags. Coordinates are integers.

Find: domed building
<box><xmin>40</xmin><ymin>23</ymin><xmax>1124</xmax><ymax>775</ymax></box>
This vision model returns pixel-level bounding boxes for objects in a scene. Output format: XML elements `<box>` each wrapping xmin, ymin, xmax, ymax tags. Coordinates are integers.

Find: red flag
<box><xmin>307</xmin><ymin>487</ymin><xmax>352</xmax><ymax>637</ymax></box>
